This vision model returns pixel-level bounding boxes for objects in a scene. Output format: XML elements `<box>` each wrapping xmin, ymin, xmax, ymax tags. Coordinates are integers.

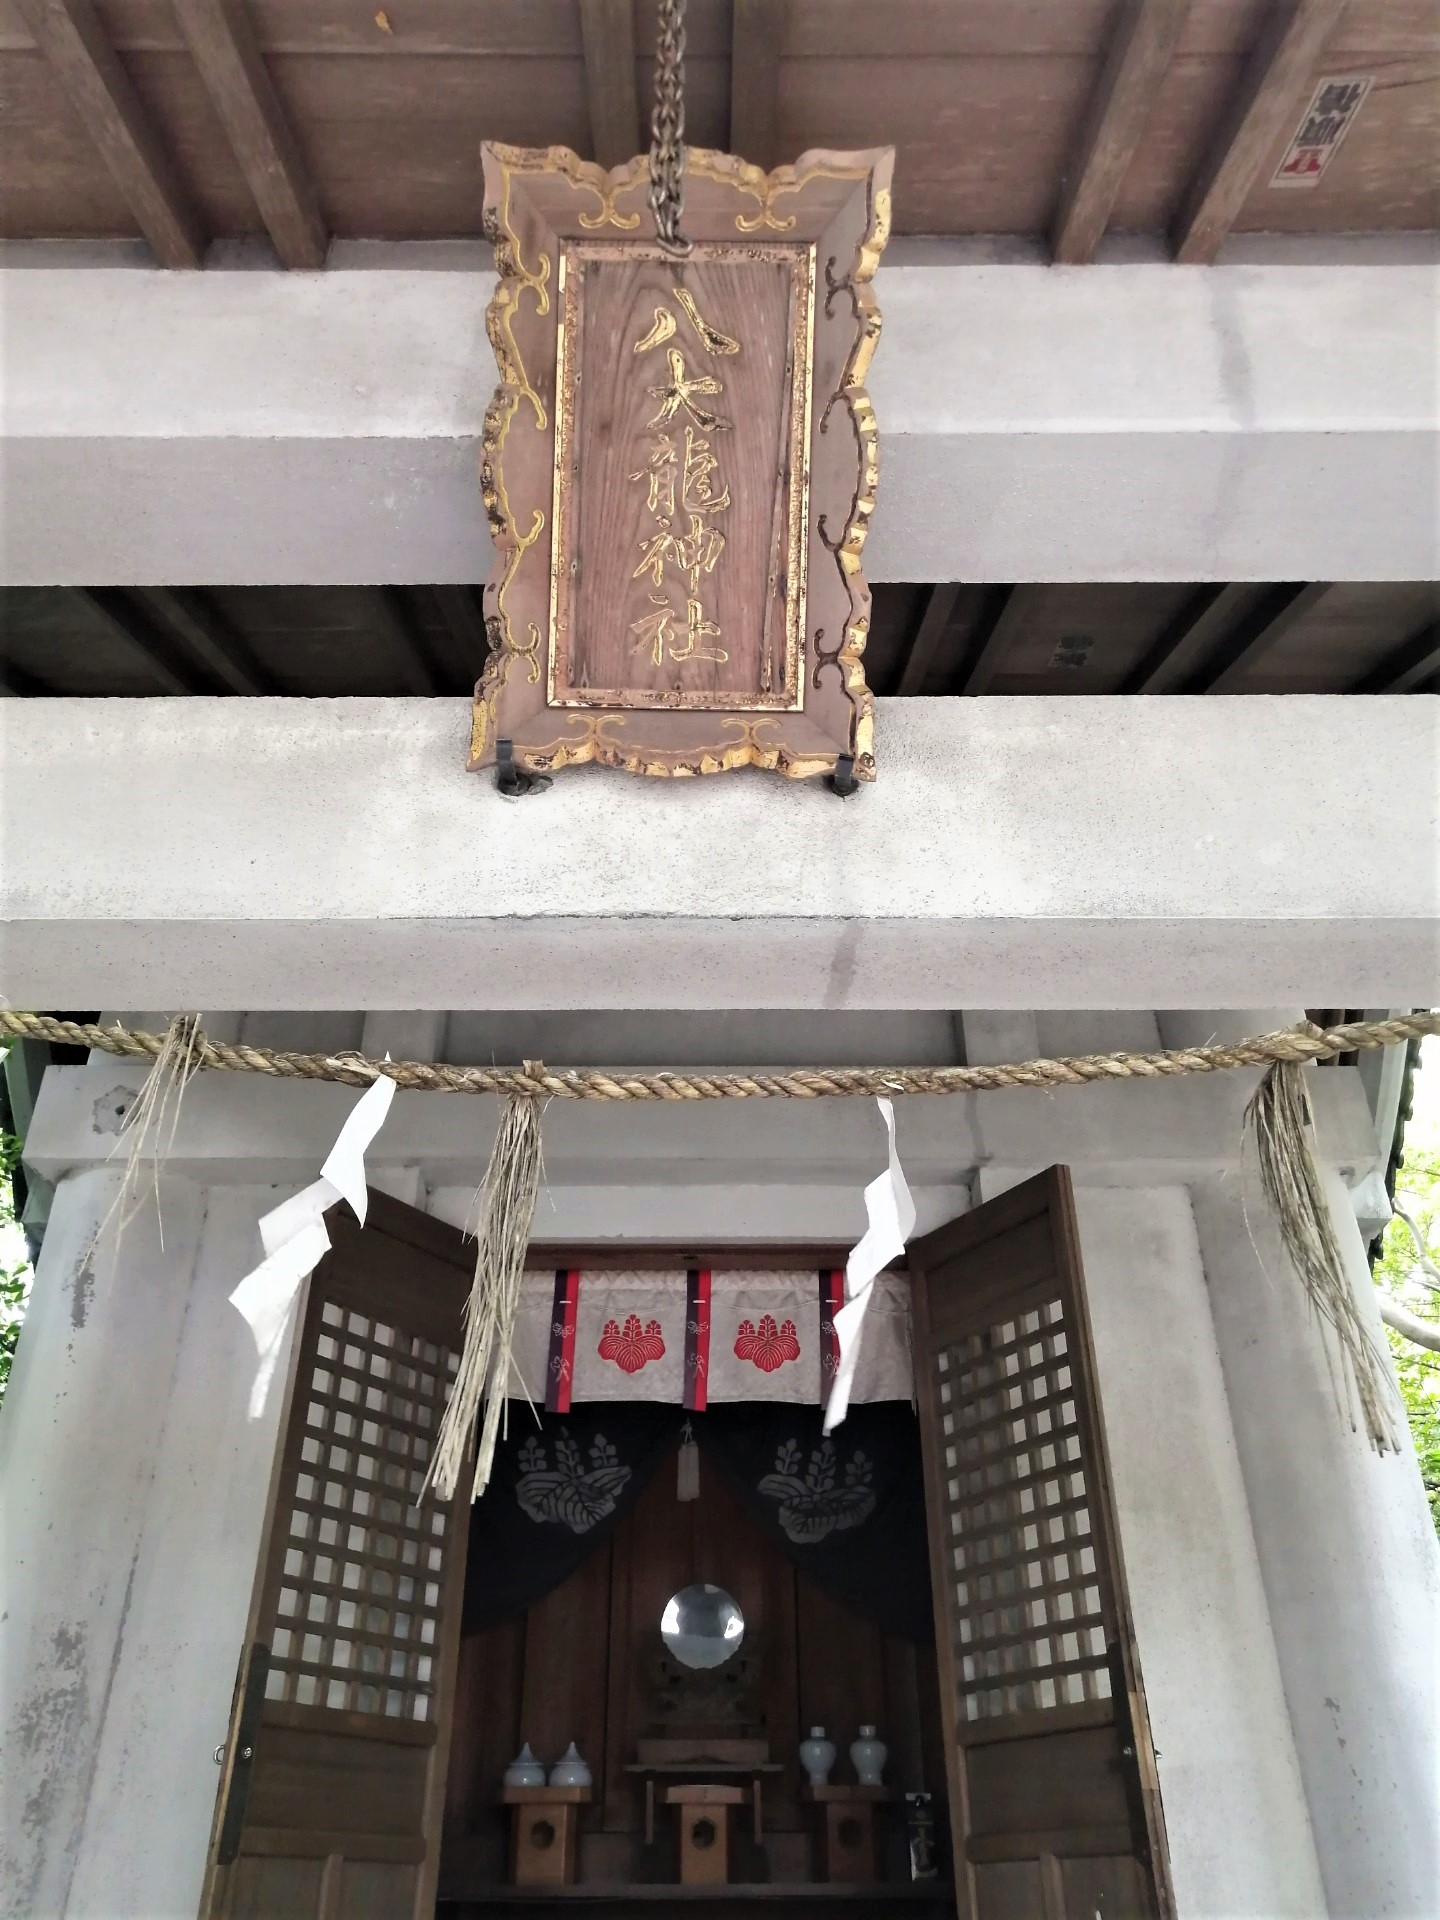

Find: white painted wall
<box><xmin>1193</xmin><ymin>1171</ymin><xmax>1440</xmax><ymax>1918</ymax></box>
<box><xmin>3</xmin><ymin>696</ymin><xmax>1436</xmax><ymax>1010</ymax></box>
<box><xmin>1071</xmin><ymin>1185</ymin><xmax>1325</xmax><ymax>1920</ymax></box>
<box><xmin>0</xmin><ymin>1173</ymin><xmax>294</xmax><ymax>1920</ymax></box>
<box><xmin>3</xmin><ymin>249</ymin><xmax>1435</xmax><ymax>583</ymax></box>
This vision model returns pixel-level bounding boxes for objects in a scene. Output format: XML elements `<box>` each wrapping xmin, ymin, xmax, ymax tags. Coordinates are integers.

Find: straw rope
<box><xmin>1</xmin><ymin>1008</ymin><xmax>1435</xmax><ymax>1102</ymax></box>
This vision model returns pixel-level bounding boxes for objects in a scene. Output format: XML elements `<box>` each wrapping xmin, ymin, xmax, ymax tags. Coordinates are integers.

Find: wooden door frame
<box><xmin>197</xmin><ymin>1191</ymin><xmax>478</xmax><ymax>1920</ymax></box>
<box><xmin>909</xmin><ymin>1167</ymin><xmax>1174</xmax><ymax>1920</ymax></box>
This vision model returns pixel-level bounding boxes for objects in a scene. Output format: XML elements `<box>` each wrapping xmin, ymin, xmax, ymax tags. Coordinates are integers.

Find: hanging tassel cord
<box><xmin>3</xmin><ymin>1009</ymin><xmax>1434</xmax><ymax>1103</ymax></box>
<box><xmin>422</xmin><ymin>1075</ymin><xmax>544</xmax><ymax>1504</ymax></box>
<box><xmin>1245</xmin><ymin>1058</ymin><xmax>1403</xmax><ymax>1454</ymax></box>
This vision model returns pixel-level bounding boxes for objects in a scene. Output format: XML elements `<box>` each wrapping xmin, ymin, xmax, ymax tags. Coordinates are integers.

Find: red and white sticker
<box><xmin>1272</xmin><ymin>75</ymin><xmax>1372</xmax><ymax>189</ymax></box>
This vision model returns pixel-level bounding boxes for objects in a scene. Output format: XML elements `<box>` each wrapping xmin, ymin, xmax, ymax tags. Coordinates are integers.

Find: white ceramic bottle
<box><xmin>503</xmin><ymin>1742</ymin><xmax>546</xmax><ymax>1788</ymax></box>
<box><xmin>548</xmin><ymin>1740</ymin><xmax>593</xmax><ymax>1789</ymax></box>
<box><xmin>799</xmin><ymin>1726</ymin><xmax>837</xmax><ymax>1786</ymax></box>
<box><xmin>850</xmin><ymin>1724</ymin><xmax>887</xmax><ymax>1786</ymax></box>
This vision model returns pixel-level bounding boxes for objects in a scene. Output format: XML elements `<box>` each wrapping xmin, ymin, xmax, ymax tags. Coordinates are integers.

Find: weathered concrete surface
<box><xmin>3</xmin><ymin>249</ymin><xmax>1435</xmax><ymax>582</ymax></box>
<box><xmin>0</xmin><ymin>1174</ymin><xmax>297</xmax><ymax>1920</ymax></box>
<box><xmin>1194</xmin><ymin>1167</ymin><xmax>1440</xmax><ymax>1918</ymax></box>
<box><xmin>2</xmin><ymin>696</ymin><xmax>1436</xmax><ymax>1009</ymax></box>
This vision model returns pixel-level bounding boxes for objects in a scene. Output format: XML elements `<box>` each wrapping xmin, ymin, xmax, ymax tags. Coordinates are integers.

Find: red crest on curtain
<box><xmin>734</xmin><ymin>1314</ymin><xmax>801</xmax><ymax>1373</ymax></box>
<box><xmin>598</xmin><ymin>1314</ymin><xmax>667</xmax><ymax>1373</ymax></box>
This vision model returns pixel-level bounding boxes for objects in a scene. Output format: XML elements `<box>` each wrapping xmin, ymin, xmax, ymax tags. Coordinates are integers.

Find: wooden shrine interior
<box><xmin>436</xmin><ymin>1434</ymin><xmax>951</xmax><ymax>1916</ymax></box>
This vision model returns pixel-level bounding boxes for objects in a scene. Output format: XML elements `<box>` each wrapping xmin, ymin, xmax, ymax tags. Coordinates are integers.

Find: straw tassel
<box><xmin>1245</xmin><ymin>1046</ymin><xmax>1400</xmax><ymax>1454</ymax></box>
<box><xmin>88</xmin><ymin>1012</ymin><xmax>204</xmax><ymax>1266</ymax></box>
<box><xmin>676</xmin><ymin>1419</ymin><xmax>700</xmax><ymax>1502</ymax></box>
<box><xmin>425</xmin><ymin>1068</ymin><xmax>545</xmax><ymax>1503</ymax></box>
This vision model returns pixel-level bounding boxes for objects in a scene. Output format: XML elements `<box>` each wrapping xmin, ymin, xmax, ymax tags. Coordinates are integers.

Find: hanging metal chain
<box><xmin>649</xmin><ymin>0</ymin><xmax>692</xmax><ymax>257</ymax></box>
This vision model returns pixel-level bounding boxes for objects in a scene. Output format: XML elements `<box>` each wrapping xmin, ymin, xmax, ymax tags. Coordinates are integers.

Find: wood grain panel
<box><xmin>0</xmin><ymin>47</ymin><xmax>140</xmax><ymax>233</ymax></box>
<box><xmin>564</xmin><ymin>249</ymin><xmax>800</xmax><ymax>707</ymax></box>
<box><xmin>778</xmin><ymin>56</ymin><xmax>1093</xmax><ymax>234</ymax></box>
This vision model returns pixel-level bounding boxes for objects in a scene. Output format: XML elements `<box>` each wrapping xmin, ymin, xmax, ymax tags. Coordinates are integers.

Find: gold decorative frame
<box><xmin>470</xmin><ymin>142</ymin><xmax>893</xmax><ymax>783</ymax></box>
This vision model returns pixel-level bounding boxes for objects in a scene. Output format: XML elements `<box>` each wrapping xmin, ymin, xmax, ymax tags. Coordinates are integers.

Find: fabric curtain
<box><xmin>695</xmin><ymin>1401</ymin><xmax>933</xmax><ymax>1643</ymax></box>
<box><xmin>462</xmin><ymin>1399</ymin><xmax>933</xmax><ymax>1645</ymax></box>
<box><xmin>461</xmin><ymin>1402</ymin><xmax>678</xmax><ymax>1632</ymax></box>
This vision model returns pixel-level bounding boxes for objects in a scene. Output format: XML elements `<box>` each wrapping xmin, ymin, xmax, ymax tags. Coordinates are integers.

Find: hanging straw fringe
<box><xmin>423</xmin><ymin>1070</ymin><xmax>545</xmax><ymax>1503</ymax></box>
<box><xmin>86</xmin><ymin>1013</ymin><xmax>204</xmax><ymax>1265</ymax></box>
<box><xmin>1245</xmin><ymin>1044</ymin><xmax>1401</xmax><ymax>1454</ymax></box>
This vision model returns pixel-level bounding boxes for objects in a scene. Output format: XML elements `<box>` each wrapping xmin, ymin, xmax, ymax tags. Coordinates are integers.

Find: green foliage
<box><xmin>1373</xmin><ymin>1121</ymin><xmax>1440</xmax><ymax>1537</ymax></box>
<box><xmin>0</xmin><ymin>1127</ymin><xmax>35</xmax><ymax>1403</ymax></box>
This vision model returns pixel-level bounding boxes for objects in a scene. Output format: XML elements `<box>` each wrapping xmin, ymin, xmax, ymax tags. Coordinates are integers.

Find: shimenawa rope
<box><xmin>7</xmin><ymin>1007</ymin><xmax>1431</xmax><ymax>1473</ymax></box>
<box><xmin>2</xmin><ymin>1009</ymin><xmax>1435</xmax><ymax>1102</ymax></box>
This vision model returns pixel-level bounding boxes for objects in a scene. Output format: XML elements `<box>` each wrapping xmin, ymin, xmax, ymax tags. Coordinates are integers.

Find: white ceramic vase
<box><xmin>850</xmin><ymin>1724</ymin><xmax>887</xmax><ymax>1786</ymax></box>
<box><xmin>503</xmin><ymin>1742</ymin><xmax>546</xmax><ymax>1788</ymax></box>
<box><xmin>798</xmin><ymin>1726</ymin><xmax>837</xmax><ymax>1787</ymax></box>
<box><xmin>548</xmin><ymin>1740</ymin><xmax>593</xmax><ymax>1789</ymax></box>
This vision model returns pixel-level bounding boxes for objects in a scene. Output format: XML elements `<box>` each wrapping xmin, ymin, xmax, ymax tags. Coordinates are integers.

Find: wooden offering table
<box><xmin>800</xmin><ymin>1786</ymin><xmax>899</xmax><ymax>1884</ymax></box>
<box><xmin>503</xmin><ymin>1784</ymin><xmax>592</xmax><ymax>1888</ymax></box>
<box><xmin>663</xmin><ymin>1783</ymin><xmax>749</xmax><ymax>1886</ymax></box>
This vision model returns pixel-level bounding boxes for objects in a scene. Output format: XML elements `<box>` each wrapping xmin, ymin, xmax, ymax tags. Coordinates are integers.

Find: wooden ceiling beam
<box><xmin>431</xmin><ymin>586</ymin><xmax>491</xmax><ymax>685</ymax></box>
<box><xmin>958</xmin><ymin>587</ymin><xmax>1031</xmax><ymax>697</ymax></box>
<box><xmin>1173</xmin><ymin>0</ymin><xmax>1346</xmax><ymax>265</ymax></box>
<box><xmin>0</xmin><ymin>658</ymin><xmax>54</xmax><ymax>697</ymax></box>
<box><xmin>895</xmin><ymin>583</ymin><xmax>962</xmax><ymax>696</ymax></box>
<box><xmin>1352</xmin><ymin>620</ymin><xmax>1440</xmax><ymax>694</ymax></box>
<box><xmin>15</xmin><ymin>0</ymin><xmax>206</xmax><ymax>268</ymax></box>
<box><xmin>1052</xmin><ymin>0</ymin><xmax>1190</xmax><ymax>266</ymax></box>
<box><xmin>71</xmin><ymin>588</ymin><xmax>200</xmax><ymax>692</ymax></box>
<box><xmin>1184</xmin><ymin>582</ymin><xmax>1331</xmax><ymax>692</ymax></box>
<box><xmin>132</xmin><ymin>587</ymin><xmax>271</xmax><ymax>694</ymax></box>
<box><xmin>1120</xmin><ymin>583</ymin><xmax>1249</xmax><ymax>693</ymax></box>
<box><xmin>579</xmin><ymin>0</ymin><xmax>641</xmax><ymax>170</ymax></box>
<box><xmin>730</xmin><ymin>0</ymin><xmax>788</xmax><ymax>171</ymax></box>
<box><xmin>374</xmin><ymin>588</ymin><xmax>442</xmax><ymax>697</ymax></box>
<box><xmin>173</xmin><ymin>0</ymin><xmax>326</xmax><ymax>271</ymax></box>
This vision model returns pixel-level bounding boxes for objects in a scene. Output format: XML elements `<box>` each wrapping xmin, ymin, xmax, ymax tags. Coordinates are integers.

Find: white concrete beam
<box><xmin>2</xmin><ymin>695</ymin><xmax>1435</xmax><ymax>1010</ymax></box>
<box><xmin>3</xmin><ymin>246</ymin><xmax>1435</xmax><ymax>584</ymax></box>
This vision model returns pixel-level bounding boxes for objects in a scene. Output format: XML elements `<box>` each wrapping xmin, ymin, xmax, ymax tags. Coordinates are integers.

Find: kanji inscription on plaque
<box><xmin>471</xmin><ymin>141</ymin><xmax>893</xmax><ymax>783</ymax></box>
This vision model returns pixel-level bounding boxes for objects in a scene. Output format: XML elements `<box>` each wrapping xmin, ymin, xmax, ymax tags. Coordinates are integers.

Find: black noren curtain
<box><xmin>461</xmin><ymin>1401</ymin><xmax>933</xmax><ymax>1645</ymax></box>
<box><xmin>461</xmin><ymin>1403</ymin><xmax>678</xmax><ymax>1632</ymax></box>
<box><xmin>696</xmin><ymin>1402</ymin><xmax>933</xmax><ymax>1643</ymax></box>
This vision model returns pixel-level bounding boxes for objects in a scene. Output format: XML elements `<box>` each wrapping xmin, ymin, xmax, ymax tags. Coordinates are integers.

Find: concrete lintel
<box><xmin>3</xmin><ymin>254</ymin><xmax>1435</xmax><ymax>582</ymax></box>
<box><xmin>1</xmin><ymin>696</ymin><xmax>1435</xmax><ymax>1010</ymax></box>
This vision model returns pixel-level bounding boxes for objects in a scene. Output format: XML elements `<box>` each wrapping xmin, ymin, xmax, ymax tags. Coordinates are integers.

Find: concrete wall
<box><xmin>4</xmin><ymin>246</ymin><xmax>1435</xmax><ymax>582</ymax></box>
<box><xmin>3</xmin><ymin>696</ymin><xmax>1436</xmax><ymax>1010</ymax></box>
<box><xmin>0</xmin><ymin>1173</ymin><xmax>292</xmax><ymax>1920</ymax></box>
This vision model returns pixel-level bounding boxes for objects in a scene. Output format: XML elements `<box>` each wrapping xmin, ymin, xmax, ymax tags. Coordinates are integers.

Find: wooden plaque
<box><xmin>471</xmin><ymin>142</ymin><xmax>893</xmax><ymax>783</ymax></box>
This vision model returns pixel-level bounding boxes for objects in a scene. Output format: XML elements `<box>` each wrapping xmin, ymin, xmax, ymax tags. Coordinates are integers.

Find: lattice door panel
<box><xmin>201</xmin><ymin>1195</ymin><xmax>475</xmax><ymax>1920</ymax></box>
<box><xmin>263</xmin><ymin>1298</ymin><xmax>460</xmax><ymax>1723</ymax></box>
<box><xmin>937</xmin><ymin>1296</ymin><xmax>1111</xmax><ymax>1726</ymax></box>
<box><xmin>908</xmin><ymin>1170</ymin><xmax>1172</xmax><ymax>1919</ymax></box>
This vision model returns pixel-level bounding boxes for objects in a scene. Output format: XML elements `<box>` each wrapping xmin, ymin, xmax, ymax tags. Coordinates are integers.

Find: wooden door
<box><xmin>200</xmin><ymin>1192</ymin><xmax>474</xmax><ymax>1920</ymax></box>
<box><xmin>909</xmin><ymin>1169</ymin><xmax>1172</xmax><ymax>1920</ymax></box>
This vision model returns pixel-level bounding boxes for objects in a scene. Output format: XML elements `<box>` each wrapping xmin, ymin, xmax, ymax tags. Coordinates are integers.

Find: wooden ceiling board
<box><xmin>1228</xmin><ymin>581</ymin><xmax>1440</xmax><ymax>691</ymax></box>
<box><xmin>119</xmin><ymin>49</ymin><xmax>268</xmax><ymax>233</ymax></box>
<box><xmin>779</xmin><ymin>55</ymin><xmax>1097</xmax><ymax>233</ymax></box>
<box><xmin>1328</xmin><ymin>0</ymin><xmax>1440</xmax><ymax>58</ymax></box>
<box><xmin>0</xmin><ymin>587</ymin><xmax>165</xmax><ymax>693</ymax></box>
<box><xmin>0</xmin><ymin>48</ymin><xmax>141</xmax><ymax>234</ymax></box>
<box><xmin>779</xmin><ymin>2</ymin><xmax>1116</xmax><ymax>61</ymax></box>
<box><xmin>82</xmin><ymin>1</ymin><xmax>588</xmax><ymax>58</ymax></box>
<box><xmin>1235</xmin><ymin>57</ymin><xmax>1440</xmax><ymax>232</ymax></box>
<box><xmin>263</xmin><ymin>52</ymin><xmax>588</xmax><ymax>234</ymax></box>
<box><xmin>1174</xmin><ymin>0</ymin><xmax>1276</xmax><ymax>58</ymax></box>
<box><xmin>1108</xmin><ymin>52</ymin><xmax>1250</xmax><ymax>230</ymax></box>
<box><xmin>968</xmin><ymin>583</ymin><xmax>1200</xmax><ymax>693</ymax></box>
